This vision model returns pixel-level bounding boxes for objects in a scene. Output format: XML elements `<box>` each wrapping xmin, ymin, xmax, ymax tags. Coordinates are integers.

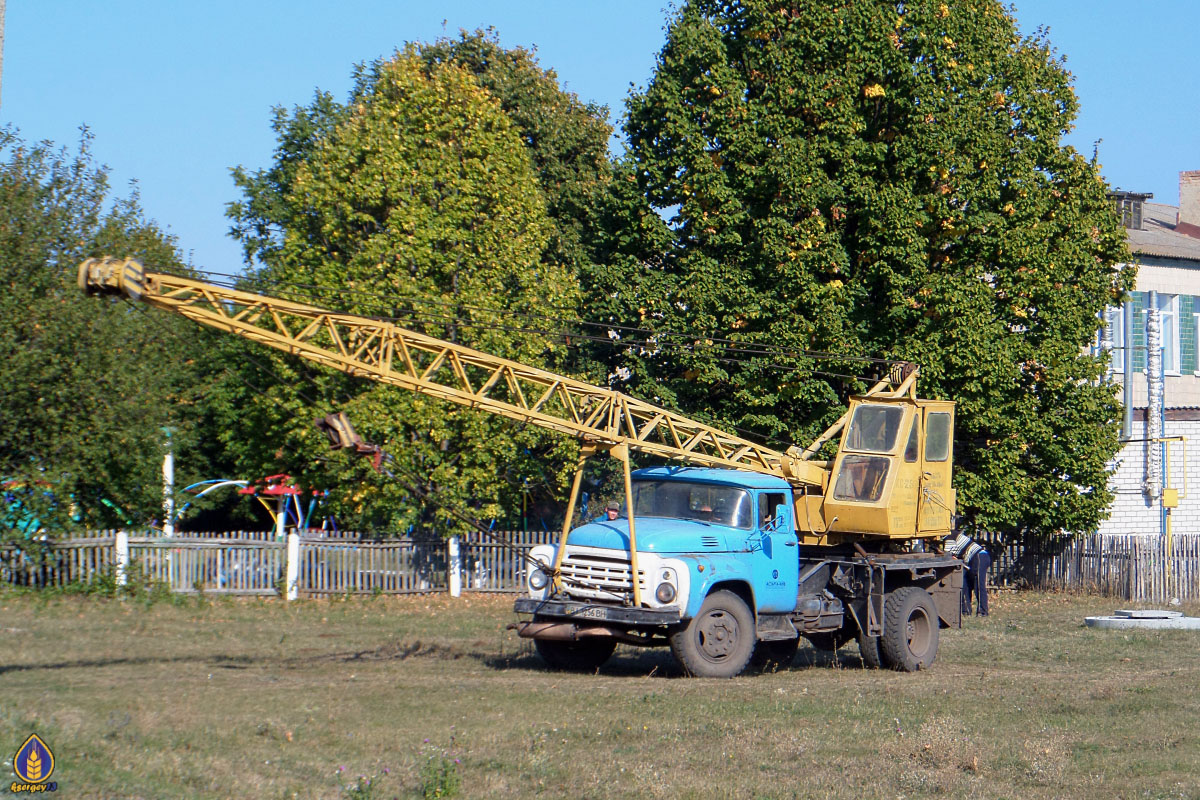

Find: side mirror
<box><xmin>764</xmin><ymin>503</ymin><xmax>788</xmax><ymax>532</ymax></box>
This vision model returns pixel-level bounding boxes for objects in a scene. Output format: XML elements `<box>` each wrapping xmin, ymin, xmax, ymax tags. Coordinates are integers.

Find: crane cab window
<box><xmin>925</xmin><ymin>412</ymin><xmax>952</xmax><ymax>462</ymax></box>
<box><xmin>845</xmin><ymin>405</ymin><xmax>905</xmax><ymax>453</ymax></box>
<box><xmin>832</xmin><ymin>455</ymin><xmax>890</xmax><ymax>502</ymax></box>
<box><xmin>904</xmin><ymin>421</ymin><xmax>919</xmax><ymax>462</ymax></box>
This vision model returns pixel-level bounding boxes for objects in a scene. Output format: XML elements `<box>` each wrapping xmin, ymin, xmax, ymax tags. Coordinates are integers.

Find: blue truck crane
<box><xmin>80</xmin><ymin>256</ymin><xmax>963</xmax><ymax>677</ymax></box>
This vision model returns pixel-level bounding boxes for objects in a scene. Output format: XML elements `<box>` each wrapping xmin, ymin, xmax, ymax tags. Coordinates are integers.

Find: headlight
<box><xmin>528</xmin><ymin>563</ymin><xmax>550</xmax><ymax>590</ymax></box>
<box><xmin>655</xmin><ymin>581</ymin><xmax>677</xmax><ymax>604</ymax></box>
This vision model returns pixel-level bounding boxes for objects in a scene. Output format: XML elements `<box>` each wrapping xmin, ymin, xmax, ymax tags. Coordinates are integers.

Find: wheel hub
<box><xmin>906</xmin><ymin>610</ymin><xmax>930</xmax><ymax>655</ymax></box>
<box><xmin>697</xmin><ymin>610</ymin><xmax>738</xmax><ymax>659</ymax></box>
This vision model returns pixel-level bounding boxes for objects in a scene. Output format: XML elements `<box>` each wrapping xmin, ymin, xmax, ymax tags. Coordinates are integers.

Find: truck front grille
<box><xmin>559</xmin><ymin>549</ymin><xmax>646</xmax><ymax>602</ymax></box>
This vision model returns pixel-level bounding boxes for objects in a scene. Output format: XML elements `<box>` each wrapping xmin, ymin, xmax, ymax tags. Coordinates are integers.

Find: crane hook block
<box><xmin>314</xmin><ymin>412</ymin><xmax>364</xmax><ymax>451</ymax></box>
<box><xmin>78</xmin><ymin>257</ymin><xmax>145</xmax><ymax>301</ymax></box>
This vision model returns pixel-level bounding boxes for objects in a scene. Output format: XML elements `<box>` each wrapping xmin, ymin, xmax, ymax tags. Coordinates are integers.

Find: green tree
<box><xmin>416</xmin><ymin>30</ymin><xmax>615</xmax><ymax>306</ymax></box>
<box><xmin>0</xmin><ymin>128</ymin><xmax>207</xmax><ymax>537</ymax></box>
<box><xmin>224</xmin><ymin>51</ymin><xmax>582</xmax><ymax>534</ymax></box>
<box><xmin>612</xmin><ymin>0</ymin><xmax>1131</xmax><ymax>541</ymax></box>
<box><xmin>413</xmin><ymin>30</ymin><xmax>670</xmax><ymax>510</ymax></box>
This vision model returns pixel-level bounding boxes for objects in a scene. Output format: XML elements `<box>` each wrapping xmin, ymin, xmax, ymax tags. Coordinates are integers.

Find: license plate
<box><xmin>575</xmin><ymin>607</ymin><xmax>608</xmax><ymax>619</ymax></box>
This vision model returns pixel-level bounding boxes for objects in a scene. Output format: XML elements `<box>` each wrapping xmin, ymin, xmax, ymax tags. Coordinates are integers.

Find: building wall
<box><xmin>1099</xmin><ymin>416</ymin><xmax>1200</xmax><ymax>536</ymax></box>
<box><xmin>1111</xmin><ymin>373</ymin><xmax>1200</xmax><ymax>409</ymax></box>
<box><xmin>1099</xmin><ymin>257</ymin><xmax>1200</xmax><ymax>535</ymax></box>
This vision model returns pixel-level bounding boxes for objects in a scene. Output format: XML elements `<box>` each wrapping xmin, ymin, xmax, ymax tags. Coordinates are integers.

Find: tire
<box><xmin>750</xmin><ymin>638</ymin><xmax>800</xmax><ymax>672</ymax></box>
<box><xmin>858</xmin><ymin>630</ymin><xmax>885</xmax><ymax>669</ymax></box>
<box><xmin>880</xmin><ymin>586</ymin><xmax>939</xmax><ymax>671</ymax></box>
<box><xmin>534</xmin><ymin>638</ymin><xmax>616</xmax><ymax>672</ymax></box>
<box><xmin>669</xmin><ymin>590</ymin><xmax>756</xmax><ymax>678</ymax></box>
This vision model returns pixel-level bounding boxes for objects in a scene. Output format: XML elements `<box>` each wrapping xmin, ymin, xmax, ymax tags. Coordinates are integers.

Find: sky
<box><xmin>3</xmin><ymin>1</ymin><xmax>1198</xmax><ymax>275</ymax></box>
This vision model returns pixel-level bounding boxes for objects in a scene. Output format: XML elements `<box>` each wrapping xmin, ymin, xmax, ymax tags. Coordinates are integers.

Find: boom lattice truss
<box><xmin>80</xmin><ymin>257</ymin><xmax>831</xmax><ymax>487</ymax></box>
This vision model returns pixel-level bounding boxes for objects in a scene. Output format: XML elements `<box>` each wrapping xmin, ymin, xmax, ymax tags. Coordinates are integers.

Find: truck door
<box><xmin>752</xmin><ymin>492</ymin><xmax>800</xmax><ymax>613</ymax></box>
<box><xmin>917</xmin><ymin>405</ymin><xmax>955</xmax><ymax>534</ymax></box>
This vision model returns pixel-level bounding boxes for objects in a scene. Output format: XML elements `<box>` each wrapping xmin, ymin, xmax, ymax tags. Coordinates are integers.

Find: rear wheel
<box><xmin>858</xmin><ymin>630</ymin><xmax>884</xmax><ymax>669</ymax></box>
<box><xmin>669</xmin><ymin>590</ymin><xmax>756</xmax><ymax>678</ymax></box>
<box><xmin>880</xmin><ymin>586</ymin><xmax>939</xmax><ymax>671</ymax></box>
<box><xmin>534</xmin><ymin>638</ymin><xmax>616</xmax><ymax>672</ymax></box>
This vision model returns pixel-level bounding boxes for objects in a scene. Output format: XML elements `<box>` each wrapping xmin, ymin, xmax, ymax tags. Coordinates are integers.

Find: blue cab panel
<box><xmin>567</xmin><ymin>467</ymin><xmax>800</xmax><ymax>616</ymax></box>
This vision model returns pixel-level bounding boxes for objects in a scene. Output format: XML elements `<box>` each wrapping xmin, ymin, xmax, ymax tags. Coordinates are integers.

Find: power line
<box><xmin>159</xmin><ymin>266</ymin><xmax>904</xmax><ymax>369</ymax></box>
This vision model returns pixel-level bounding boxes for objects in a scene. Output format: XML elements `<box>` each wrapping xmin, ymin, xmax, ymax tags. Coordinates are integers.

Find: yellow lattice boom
<box><xmin>80</xmin><ymin>257</ymin><xmax>829</xmax><ymax>487</ymax></box>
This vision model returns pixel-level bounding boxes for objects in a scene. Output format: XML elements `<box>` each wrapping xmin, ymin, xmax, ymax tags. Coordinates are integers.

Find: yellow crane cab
<box><xmin>800</xmin><ymin>396</ymin><xmax>955</xmax><ymax>543</ymax></box>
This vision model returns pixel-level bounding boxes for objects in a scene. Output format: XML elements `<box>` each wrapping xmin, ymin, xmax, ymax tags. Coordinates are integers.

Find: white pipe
<box><xmin>1123</xmin><ymin>300</ymin><xmax>1134</xmax><ymax>440</ymax></box>
<box><xmin>1145</xmin><ymin>293</ymin><xmax>1163</xmax><ymax>498</ymax></box>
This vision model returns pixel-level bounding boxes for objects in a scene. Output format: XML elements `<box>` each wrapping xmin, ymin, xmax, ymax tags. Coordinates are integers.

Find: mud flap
<box><xmin>929</xmin><ymin>567</ymin><xmax>963</xmax><ymax>628</ymax></box>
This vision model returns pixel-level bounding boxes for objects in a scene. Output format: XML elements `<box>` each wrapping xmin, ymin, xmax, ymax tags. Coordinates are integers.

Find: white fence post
<box><xmin>285</xmin><ymin>531</ymin><xmax>300</xmax><ymax>601</ymax></box>
<box><xmin>448</xmin><ymin>536</ymin><xmax>462</xmax><ymax>598</ymax></box>
<box><xmin>162</xmin><ymin>427</ymin><xmax>176</xmax><ymax>537</ymax></box>
<box><xmin>114</xmin><ymin>530</ymin><xmax>129</xmax><ymax>587</ymax></box>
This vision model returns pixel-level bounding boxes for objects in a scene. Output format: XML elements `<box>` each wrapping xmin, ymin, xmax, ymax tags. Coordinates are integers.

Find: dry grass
<box><xmin>1</xmin><ymin>590</ymin><xmax>1198</xmax><ymax>799</ymax></box>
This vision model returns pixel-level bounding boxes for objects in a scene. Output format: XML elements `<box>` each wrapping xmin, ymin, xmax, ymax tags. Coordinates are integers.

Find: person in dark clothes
<box><xmin>945</xmin><ymin>531</ymin><xmax>991</xmax><ymax>616</ymax></box>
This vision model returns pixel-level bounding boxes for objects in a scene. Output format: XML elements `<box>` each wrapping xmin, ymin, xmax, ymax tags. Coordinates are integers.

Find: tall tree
<box><xmin>0</xmin><ymin>128</ymin><xmax>206</xmax><ymax>537</ymax></box>
<box><xmin>417</xmin><ymin>30</ymin><xmax>615</xmax><ymax>305</ymax></box>
<box><xmin>613</xmin><ymin>0</ymin><xmax>1131</xmax><ymax>541</ymax></box>
<box><xmin>225</xmin><ymin>51</ymin><xmax>582</xmax><ymax>534</ymax></box>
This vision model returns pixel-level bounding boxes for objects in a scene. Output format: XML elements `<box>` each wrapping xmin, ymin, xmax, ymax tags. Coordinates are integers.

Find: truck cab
<box><xmin>532</xmin><ymin>467</ymin><xmax>800</xmax><ymax>618</ymax></box>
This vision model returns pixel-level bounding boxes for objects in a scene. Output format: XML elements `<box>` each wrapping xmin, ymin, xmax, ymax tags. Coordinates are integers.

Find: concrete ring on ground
<box><xmin>1085</xmin><ymin>609</ymin><xmax>1200</xmax><ymax>630</ymax></box>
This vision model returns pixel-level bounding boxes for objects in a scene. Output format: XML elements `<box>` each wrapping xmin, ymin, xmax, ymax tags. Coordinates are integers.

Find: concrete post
<box><xmin>285</xmin><ymin>531</ymin><xmax>300</xmax><ymax>601</ymax></box>
<box><xmin>448</xmin><ymin>536</ymin><xmax>462</xmax><ymax>598</ymax></box>
<box><xmin>114</xmin><ymin>530</ymin><xmax>129</xmax><ymax>587</ymax></box>
<box><xmin>162</xmin><ymin>428</ymin><xmax>175</xmax><ymax>536</ymax></box>
<box><xmin>275</xmin><ymin>494</ymin><xmax>286</xmax><ymax>541</ymax></box>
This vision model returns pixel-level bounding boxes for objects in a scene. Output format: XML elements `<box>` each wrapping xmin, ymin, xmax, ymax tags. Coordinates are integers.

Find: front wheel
<box><xmin>534</xmin><ymin>638</ymin><xmax>616</xmax><ymax>672</ymax></box>
<box><xmin>669</xmin><ymin>590</ymin><xmax>756</xmax><ymax>678</ymax></box>
<box><xmin>880</xmin><ymin>586</ymin><xmax>939</xmax><ymax>671</ymax></box>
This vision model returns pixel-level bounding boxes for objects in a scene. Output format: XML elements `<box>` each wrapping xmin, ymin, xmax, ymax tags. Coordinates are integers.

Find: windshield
<box><xmin>631</xmin><ymin>480</ymin><xmax>753</xmax><ymax>529</ymax></box>
<box><xmin>833</xmin><ymin>455</ymin><xmax>890</xmax><ymax>502</ymax></box>
<box><xmin>845</xmin><ymin>404</ymin><xmax>905</xmax><ymax>453</ymax></box>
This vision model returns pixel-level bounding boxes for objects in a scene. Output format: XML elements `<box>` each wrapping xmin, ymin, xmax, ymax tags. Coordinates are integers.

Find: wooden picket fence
<box><xmin>5</xmin><ymin>529</ymin><xmax>1197</xmax><ymax>602</ymax></box>
<box><xmin>301</xmin><ymin>537</ymin><xmax>447</xmax><ymax>595</ymax></box>
<box><xmin>131</xmin><ymin>536</ymin><xmax>286</xmax><ymax>595</ymax></box>
<box><xmin>984</xmin><ymin>531</ymin><xmax>1200</xmax><ymax>602</ymax></box>
<box><xmin>0</xmin><ymin>528</ymin><xmax>553</xmax><ymax>596</ymax></box>
<box><xmin>461</xmin><ymin>529</ymin><xmax>559</xmax><ymax>592</ymax></box>
<box><xmin>0</xmin><ymin>535</ymin><xmax>116</xmax><ymax>587</ymax></box>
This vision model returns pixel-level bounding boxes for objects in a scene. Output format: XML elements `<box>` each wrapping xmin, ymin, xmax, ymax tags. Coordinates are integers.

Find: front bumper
<box><xmin>513</xmin><ymin>597</ymin><xmax>682</xmax><ymax>626</ymax></box>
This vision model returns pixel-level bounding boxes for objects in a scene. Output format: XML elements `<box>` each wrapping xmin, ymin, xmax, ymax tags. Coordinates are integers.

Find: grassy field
<box><xmin>1</xmin><ymin>589</ymin><xmax>1197</xmax><ymax>800</ymax></box>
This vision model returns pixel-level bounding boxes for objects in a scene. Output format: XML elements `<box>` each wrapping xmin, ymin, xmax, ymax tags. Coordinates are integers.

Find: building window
<box><xmin>1194</xmin><ymin>312</ymin><xmax>1200</xmax><ymax>376</ymax></box>
<box><xmin>1103</xmin><ymin>306</ymin><xmax>1125</xmax><ymax>372</ymax></box>
<box><xmin>1151</xmin><ymin>294</ymin><xmax>1179</xmax><ymax>375</ymax></box>
<box><xmin>1109</xmin><ymin>191</ymin><xmax>1152</xmax><ymax>231</ymax></box>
